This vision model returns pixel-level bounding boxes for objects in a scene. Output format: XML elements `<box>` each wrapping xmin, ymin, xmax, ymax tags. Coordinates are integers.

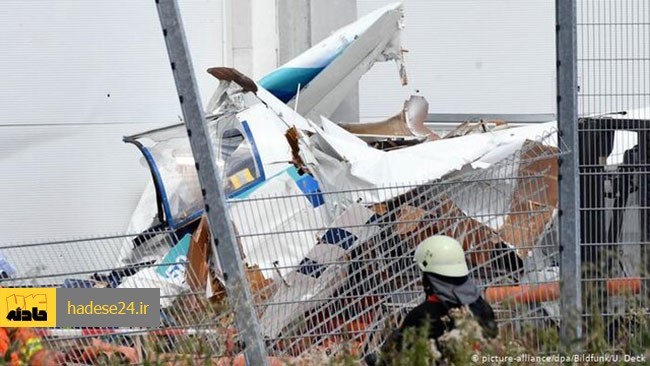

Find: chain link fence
<box><xmin>575</xmin><ymin>0</ymin><xmax>650</xmax><ymax>351</ymax></box>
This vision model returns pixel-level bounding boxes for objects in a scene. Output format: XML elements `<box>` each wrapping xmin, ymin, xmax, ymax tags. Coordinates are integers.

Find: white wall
<box><xmin>0</xmin><ymin>0</ymin><xmax>558</xmax><ymax>246</ymax></box>
<box><xmin>0</xmin><ymin>0</ymin><xmax>224</xmax><ymax>126</ymax></box>
<box><xmin>231</xmin><ymin>0</ymin><xmax>279</xmax><ymax>79</ymax></box>
<box><xmin>0</xmin><ymin>0</ymin><xmax>224</xmax><ymax>243</ymax></box>
<box><xmin>357</xmin><ymin>0</ymin><xmax>557</xmax><ymax>120</ymax></box>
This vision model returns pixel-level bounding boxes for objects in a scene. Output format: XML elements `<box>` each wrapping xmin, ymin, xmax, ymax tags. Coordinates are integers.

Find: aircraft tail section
<box><xmin>258</xmin><ymin>2</ymin><xmax>406</xmax><ymax>118</ymax></box>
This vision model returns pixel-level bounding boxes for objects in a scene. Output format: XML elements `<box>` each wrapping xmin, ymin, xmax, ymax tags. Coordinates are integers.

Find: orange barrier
<box><xmin>485</xmin><ymin>283</ymin><xmax>560</xmax><ymax>304</ymax></box>
<box><xmin>607</xmin><ymin>277</ymin><xmax>642</xmax><ymax>295</ymax></box>
<box><xmin>485</xmin><ymin>277</ymin><xmax>642</xmax><ymax>304</ymax></box>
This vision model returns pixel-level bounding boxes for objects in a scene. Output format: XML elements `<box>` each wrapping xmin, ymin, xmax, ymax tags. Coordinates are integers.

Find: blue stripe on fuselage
<box><xmin>259</xmin><ymin>67</ymin><xmax>325</xmax><ymax>103</ymax></box>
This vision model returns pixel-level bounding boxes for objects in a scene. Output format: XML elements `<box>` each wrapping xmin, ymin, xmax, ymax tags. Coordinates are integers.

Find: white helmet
<box><xmin>413</xmin><ymin>235</ymin><xmax>469</xmax><ymax>277</ymax></box>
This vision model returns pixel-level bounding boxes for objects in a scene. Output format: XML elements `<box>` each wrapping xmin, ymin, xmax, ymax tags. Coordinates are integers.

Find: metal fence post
<box><xmin>556</xmin><ymin>0</ymin><xmax>582</xmax><ymax>347</ymax></box>
<box><xmin>153</xmin><ymin>1</ymin><xmax>269</xmax><ymax>365</ymax></box>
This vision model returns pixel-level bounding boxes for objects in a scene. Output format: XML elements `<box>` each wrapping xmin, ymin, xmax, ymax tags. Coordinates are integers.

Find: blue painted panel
<box><xmin>297</xmin><ymin>257</ymin><xmax>325</xmax><ymax>278</ymax></box>
<box><xmin>321</xmin><ymin>228</ymin><xmax>357</xmax><ymax>250</ymax></box>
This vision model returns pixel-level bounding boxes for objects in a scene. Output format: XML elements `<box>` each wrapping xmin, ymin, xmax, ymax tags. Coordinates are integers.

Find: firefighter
<box><xmin>365</xmin><ymin>235</ymin><xmax>497</xmax><ymax>365</ymax></box>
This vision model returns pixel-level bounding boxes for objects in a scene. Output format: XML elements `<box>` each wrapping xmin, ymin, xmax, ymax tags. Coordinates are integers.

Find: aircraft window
<box><xmin>216</xmin><ymin>119</ymin><xmax>261</xmax><ymax>196</ymax></box>
<box><xmin>220</xmin><ymin>128</ymin><xmax>244</xmax><ymax>161</ymax></box>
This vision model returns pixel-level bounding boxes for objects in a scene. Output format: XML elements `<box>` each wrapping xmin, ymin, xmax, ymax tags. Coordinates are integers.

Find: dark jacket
<box><xmin>365</xmin><ymin>274</ymin><xmax>497</xmax><ymax>365</ymax></box>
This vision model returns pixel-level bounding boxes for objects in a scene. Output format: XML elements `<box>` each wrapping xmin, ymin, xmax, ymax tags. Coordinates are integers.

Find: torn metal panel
<box><xmin>435</xmin><ymin>140</ymin><xmax>559</xmax><ymax>263</ymax></box>
<box><xmin>207</xmin><ymin>67</ymin><xmax>258</xmax><ymax>94</ymax></box>
<box><xmin>338</xmin><ymin>95</ymin><xmax>438</xmax><ymax>143</ymax></box>
<box><xmin>452</xmin><ymin>136</ymin><xmax>556</xmax><ymax>247</ymax></box>
<box><xmin>432</xmin><ymin>196</ymin><xmax>500</xmax><ymax>267</ymax></box>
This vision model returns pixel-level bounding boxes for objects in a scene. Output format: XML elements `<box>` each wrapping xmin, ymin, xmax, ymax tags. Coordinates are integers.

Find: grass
<box><xmin>365</xmin><ymin>304</ymin><xmax>650</xmax><ymax>366</ymax></box>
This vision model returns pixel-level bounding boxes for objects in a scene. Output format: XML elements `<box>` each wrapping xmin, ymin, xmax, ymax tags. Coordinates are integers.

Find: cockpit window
<box><xmin>220</xmin><ymin>128</ymin><xmax>244</xmax><ymax>161</ymax></box>
<box><xmin>212</xmin><ymin>116</ymin><xmax>262</xmax><ymax>196</ymax></box>
<box><xmin>126</xmin><ymin>114</ymin><xmax>263</xmax><ymax>229</ymax></box>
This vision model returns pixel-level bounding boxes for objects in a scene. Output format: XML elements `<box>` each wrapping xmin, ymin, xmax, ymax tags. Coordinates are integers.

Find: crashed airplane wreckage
<box><xmin>118</xmin><ymin>74</ymin><xmax>563</xmax><ymax>348</ymax></box>
<box><xmin>104</xmin><ymin>1</ymin><xmax>643</xmax><ymax>355</ymax></box>
<box><xmin>118</xmin><ymin>0</ymin><xmax>561</xmax><ymax>337</ymax></box>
